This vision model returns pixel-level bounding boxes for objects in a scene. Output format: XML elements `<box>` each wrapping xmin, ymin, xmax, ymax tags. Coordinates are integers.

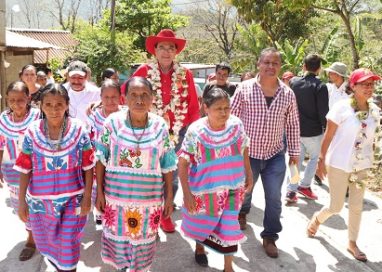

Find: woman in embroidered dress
<box><xmin>178</xmin><ymin>88</ymin><xmax>254</xmax><ymax>272</ymax></box>
<box><xmin>308</xmin><ymin>68</ymin><xmax>381</xmax><ymax>262</ymax></box>
<box><xmin>88</xmin><ymin>79</ymin><xmax>122</xmax><ymax>224</ymax></box>
<box><xmin>123</xmin><ymin>29</ymin><xmax>200</xmax><ymax>233</ymax></box>
<box><xmin>96</xmin><ymin>76</ymin><xmax>177</xmax><ymax>272</ymax></box>
<box><xmin>0</xmin><ymin>81</ymin><xmax>40</xmax><ymax>261</ymax></box>
<box><xmin>15</xmin><ymin>83</ymin><xmax>95</xmax><ymax>272</ymax></box>
<box><xmin>19</xmin><ymin>64</ymin><xmax>41</xmax><ymax>106</ymax></box>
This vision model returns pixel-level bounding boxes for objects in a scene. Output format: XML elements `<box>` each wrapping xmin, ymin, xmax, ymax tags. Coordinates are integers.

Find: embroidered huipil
<box><xmin>96</xmin><ymin>111</ymin><xmax>177</xmax><ymax>271</ymax></box>
<box><xmin>0</xmin><ymin>108</ymin><xmax>40</xmax><ymax>187</ymax></box>
<box><xmin>180</xmin><ymin>116</ymin><xmax>249</xmax><ymax>249</ymax></box>
<box><xmin>14</xmin><ymin>118</ymin><xmax>95</xmax><ymax>198</ymax></box>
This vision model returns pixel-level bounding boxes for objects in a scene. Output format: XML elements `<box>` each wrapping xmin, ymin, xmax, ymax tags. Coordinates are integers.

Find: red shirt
<box><xmin>121</xmin><ymin>63</ymin><xmax>200</xmax><ymax>130</ymax></box>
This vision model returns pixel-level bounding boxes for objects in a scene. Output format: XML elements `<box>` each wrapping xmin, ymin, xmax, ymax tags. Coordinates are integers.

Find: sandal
<box><xmin>347</xmin><ymin>247</ymin><xmax>367</xmax><ymax>262</ymax></box>
<box><xmin>307</xmin><ymin>213</ymin><xmax>320</xmax><ymax>238</ymax></box>
<box><xmin>195</xmin><ymin>251</ymin><xmax>208</xmax><ymax>267</ymax></box>
<box><xmin>19</xmin><ymin>243</ymin><xmax>36</xmax><ymax>261</ymax></box>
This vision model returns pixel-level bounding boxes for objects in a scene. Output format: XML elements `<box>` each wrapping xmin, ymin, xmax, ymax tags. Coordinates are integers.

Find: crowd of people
<box><xmin>0</xmin><ymin>28</ymin><xmax>381</xmax><ymax>272</ymax></box>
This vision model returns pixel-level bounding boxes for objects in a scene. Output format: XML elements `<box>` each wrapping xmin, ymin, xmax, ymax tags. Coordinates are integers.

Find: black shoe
<box><xmin>195</xmin><ymin>251</ymin><xmax>208</xmax><ymax>267</ymax></box>
<box><xmin>314</xmin><ymin>175</ymin><xmax>323</xmax><ymax>186</ymax></box>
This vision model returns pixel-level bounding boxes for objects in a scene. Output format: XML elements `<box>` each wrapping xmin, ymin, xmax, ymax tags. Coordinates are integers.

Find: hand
<box><xmin>289</xmin><ymin>156</ymin><xmax>299</xmax><ymax>165</ymax></box>
<box><xmin>245</xmin><ymin>175</ymin><xmax>254</xmax><ymax>194</ymax></box>
<box><xmin>86</xmin><ymin>101</ymin><xmax>102</xmax><ymax>116</ymax></box>
<box><xmin>163</xmin><ymin>198</ymin><xmax>174</xmax><ymax>219</ymax></box>
<box><xmin>0</xmin><ymin>170</ymin><xmax>3</xmax><ymax>188</ymax></box>
<box><xmin>18</xmin><ymin>200</ymin><xmax>29</xmax><ymax>223</ymax></box>
<box><xmin>79</xmin><ymin>195</ymin><xmax>91</xmax><ymax>216</ymax></box>
<box><xmin>96</xmin><ymin>190</ymin><xmax>106</xmax><ymax>213</ymax></box>
<box><xmin>316</xmin><ymin>158</ymin><xmax>326</xmax><ymax>180</ymax></box>
<box><xmin>183</xmin><ymin>192</ymin><xmax>196</xmax><ymax>214</ymax></box>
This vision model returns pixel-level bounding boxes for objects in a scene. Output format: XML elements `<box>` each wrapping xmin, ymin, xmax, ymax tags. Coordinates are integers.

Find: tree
<box><xmin>282</xmin><ymin>0</ymin><xmax>382</xmax><ymax>69</ymax></box>
<box><xmin>189</xmin><ymin>0</ymin><xmax>241</xmax><ymax>60</ymax></box>
<box><xmin>230</xmin><ymin>0</ymin><xmax>316</xmax><ymax>46</ymax></box>
<box><xmin>72</xmin><ymin>22</ymin><xmax>143</xmax><ymax>84</ymax></box>
<box><xmin>113</xmin><ymin>0</ymin><xmax>188</xmax><ymax>52</ymax></box>
<box><xmin>51</xmin><ymin>0</ymin><xmax>82</xmax><ymax>33</ymax></box>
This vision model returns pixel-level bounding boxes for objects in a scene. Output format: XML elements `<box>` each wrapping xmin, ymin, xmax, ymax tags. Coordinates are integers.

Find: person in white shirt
<box><xmin>63</xmin><ymin>61</ymin><xmax>101</xmax><ymax>123</ymax></box>
<box><xmin>307</xmin><ymin>68</ymin><xmax>381</xmax><ymax>262</ymax></box>
<box><xmin>325</xmin><ymin>62</ymin><xmax>349</xmax><ymax>110</ymax></box>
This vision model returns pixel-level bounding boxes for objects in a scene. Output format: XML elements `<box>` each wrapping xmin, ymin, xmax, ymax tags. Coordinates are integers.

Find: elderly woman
<box><xmin>96</xmin><ymin>76</ymin><xmax>177</xmax><ymax>271</ymax></box>
<box><xmin>123</xmin><ymin>29</ymin><xmax>200</xmax><ymax>232</ymax></box>
<box><xmin>307</xmin><ymin>68</ymin><xmax>381</xmax><ymax>262</ymax></box>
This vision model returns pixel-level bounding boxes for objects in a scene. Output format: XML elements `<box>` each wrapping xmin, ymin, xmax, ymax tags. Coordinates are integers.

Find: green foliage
<box><xmin>72</xmin><ymin>21</ymin><xmax>143</xmax><ymax>84</ymax></box>
<box><xmin>113</xmin><ymin>0</ymin><xmax>188</xmax><ymax>52</ymax></box>
<box><xmin>230</xmin><ymin>0</ymin><xmax>316</xmax><ymax>45</ymax></box>
<box><xmin>275</xmin><ymin>38</ymin><xmax>309</xmax><ymax>74</ymax></box>
<box><xmin>229</xmin><ymin>23</ymin><xmax>270</xmax><ymax>73</ymax></box>
<box><xmin>47</xmin><ymin>58</ymin><xmax>65</xmax><ymax>83</ymax></box>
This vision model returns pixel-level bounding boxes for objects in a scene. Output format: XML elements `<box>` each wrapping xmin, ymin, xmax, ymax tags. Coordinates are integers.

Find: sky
<box><xmin>5</xmin><ymin>0</ymin><xmax>209</xmax><ymax>29</ymax></box>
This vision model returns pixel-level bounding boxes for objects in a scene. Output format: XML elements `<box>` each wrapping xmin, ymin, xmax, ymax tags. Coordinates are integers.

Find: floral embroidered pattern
<box><xmin>349</xmin><ymin>97</ymin><xmax>382</xmax><ymax>188</ymax></box>
<box><xmin>119</xmin><ymin>148</ymin><xmax>143</xmax><ymax>168</ymax></box>
<box><xmin>101</xmin><ymin>128</ymin><xmax>111</xmax><ymax>145</ymax></box>
<box><xmin>125</xmin><ymin>209</ymin><xmax>142</xmax><ymax>236</ymax></box>
<box><xmin>147</xmin><ymin>61</ymin><xmax>188</xmax><ymax>144</ymax></box>
<box><xmin>47</xmin><ymin>157</ymin><xmax>67</xmax><ymax>171</ymax></box>
<box><xmin>194</xmin><ymin>195</ymin><xmax>204</xmax><ymax>212</ymax></box>
<box><xmin>217</xmin><ymin>190</ymin><xmax>228</xmax><ymax>211</ymax></box>
<box><xmin>149</xmin><ymin>208</ymin><xmax>162</xmax><ymax>231</ymax></box>
<box><xmin>104</xmin><ymin>204</ymin><xmax>116</xmax><ymax>228</ymax></box>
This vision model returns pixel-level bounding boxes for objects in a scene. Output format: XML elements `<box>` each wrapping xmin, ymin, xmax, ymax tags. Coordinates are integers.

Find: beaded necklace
<box><xmin>44</xmin><ymin>117</ymin><xmax>67</xmax><ymax>151</ymax></box>
<box><xmin>128</xmin><ymin>111</ymin><xmax>148</xmax><ymax>153</ymax></box>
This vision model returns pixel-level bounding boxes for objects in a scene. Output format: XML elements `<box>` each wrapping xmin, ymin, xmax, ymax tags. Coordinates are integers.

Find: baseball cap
<box><xmin>67</xmin><ymin>61</ymin><xmax>87</xmax><ymax>77</ymax></box>
<box><xmin>349</xmin><ymin>68</ymin><xmax>381</xmax><ymax>87</ymax></box>
<box><xmin>324</xmin><ymin>62</ymin><xmax>348</xmax><ymax>77</ymax></box>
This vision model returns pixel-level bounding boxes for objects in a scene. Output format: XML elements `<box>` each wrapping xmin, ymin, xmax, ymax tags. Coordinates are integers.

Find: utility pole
<box><xmin>110</xmin><ymin>0</ymin><xmax>116</xmax><ymax>44</ymax></box>
<box><xmin>0</xmin><ymin>0</ymin><xmax>6</xmax><ymax>110</ymax></box>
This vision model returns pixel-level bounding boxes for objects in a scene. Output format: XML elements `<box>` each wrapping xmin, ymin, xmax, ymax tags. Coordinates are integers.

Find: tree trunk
<box><xmin>339</xmin><ymin>12</ymin><xmax>359</xmax><ymax>69</ymax></box>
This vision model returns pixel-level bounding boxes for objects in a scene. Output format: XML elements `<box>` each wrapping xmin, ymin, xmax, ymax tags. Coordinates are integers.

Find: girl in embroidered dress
<box><xmin>88</xmin><ymin>79</ymin><xmax>122</xmax><ymax>225</ymax></box>
<box><xmin>0</xmin><ymin>81</ymin><xmax>40</xmax><ymax>261</ymax></box>
<box><xmin>178</xmin><ymin>88</ymin><xmax>254</xmax><ymax>272</ymax></box>
<box><xmin>308</xmin><ymin>68</ymin><xmax>381</xmax><ymax>262</ymax></box>
<box><xmin>96</xmin><ymin>77</ymin><xmax>177</xmax><ymax>272</ymax></box>
<box><xmin>15</xmin><ymin>84</ymin><xmax>95</xmax><ymax>272</ymax></box>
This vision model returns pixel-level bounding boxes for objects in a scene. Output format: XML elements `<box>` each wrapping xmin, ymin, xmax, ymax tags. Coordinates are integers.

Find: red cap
<box><xmin>349</xmin><ymin>68</ymin><xmax>381</xmax><ymax>87</ymax></box>
<box><xmin>282</xmin><ymin>71</ymin><xmax>294</xmax><ymax>80</ymax></box>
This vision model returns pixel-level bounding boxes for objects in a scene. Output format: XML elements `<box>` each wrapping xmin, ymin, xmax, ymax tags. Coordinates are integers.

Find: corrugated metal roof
<box><xmin>6</xmin><ymin>29</ymin><xmax>78</xmax><ymax>64</ymax></box>
<box><xmin>6</xmin><ymin>30</ymin><xmax>58</xmax><ymax>49</ymax></box>
<box><xmin>8</xmin><ymin>28</ymin><xmax>78</xmax><ymax>48</ymax></box>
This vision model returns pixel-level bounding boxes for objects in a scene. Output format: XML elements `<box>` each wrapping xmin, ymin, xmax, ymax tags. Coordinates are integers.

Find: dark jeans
<box><xmin>240</xmin><ymin>151</ymin><xmax>286</xmax><ymax>240</ymax></box>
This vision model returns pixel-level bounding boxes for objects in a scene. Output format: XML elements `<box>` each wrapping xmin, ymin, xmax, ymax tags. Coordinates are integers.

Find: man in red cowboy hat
<box><xmin>127</xmin><ymin>29</ymin><xmax>200</xmax><ymax>233</ymax></box>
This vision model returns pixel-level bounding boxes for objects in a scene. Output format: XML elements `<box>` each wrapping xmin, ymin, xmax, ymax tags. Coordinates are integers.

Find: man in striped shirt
<box><xmin>231</xmin><ymin>48</ymin><xmax>300</xmax><ymax>258</ymax></box>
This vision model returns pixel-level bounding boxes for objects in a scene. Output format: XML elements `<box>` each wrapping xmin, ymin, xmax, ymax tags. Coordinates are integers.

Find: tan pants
<box><xmin>316</xmin><ymin>166</ymin><xmax>366</xmax><ymax>241</ymax></box>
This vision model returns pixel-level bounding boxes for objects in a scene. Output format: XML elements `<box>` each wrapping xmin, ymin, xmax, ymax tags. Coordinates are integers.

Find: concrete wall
<box><xmin>0</xmin><ymin>1</ymin><xmax>5</xmax><ymax>47</ymax></box>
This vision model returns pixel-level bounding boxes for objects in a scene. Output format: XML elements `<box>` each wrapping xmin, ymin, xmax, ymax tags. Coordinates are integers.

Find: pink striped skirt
<box><xmin>26</xmin><ymin>194</ymin><xmax>87</xmax><ymax>271</ymax></box>
<box><xmin>181</xmin><ymin>187</ymin><xmax>247</xmax><ymax>254</ymax></box>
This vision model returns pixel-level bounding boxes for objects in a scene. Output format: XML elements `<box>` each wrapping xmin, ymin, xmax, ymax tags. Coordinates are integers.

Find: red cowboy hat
<box><xmin>146</xmin><ymin>29</ymin><xmax>186</xmax><ymax>55</ymax></box>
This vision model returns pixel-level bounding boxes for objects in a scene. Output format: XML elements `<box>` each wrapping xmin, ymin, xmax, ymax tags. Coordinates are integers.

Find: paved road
<box><xmin>0</xmin><ymin>178</ymin><xmax>381</xmax><ymax>272</ymax></box>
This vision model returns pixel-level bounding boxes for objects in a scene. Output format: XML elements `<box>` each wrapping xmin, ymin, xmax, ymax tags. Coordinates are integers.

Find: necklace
<box><xmin>44</xmin><ymin>117</ymin><xmax>67</xmax><ymax>151</ymax></box>
<box><xmin>10</xmin><ymin>110</ymin><xmax>28</xmax><ymax>123</ymax></box>
<box><xmin>128</xmin><ymin>111</ymin><xmax>148</xmax><ymax>153</ymax></box>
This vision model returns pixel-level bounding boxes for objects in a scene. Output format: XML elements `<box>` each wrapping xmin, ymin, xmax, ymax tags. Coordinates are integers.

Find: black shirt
<box><xmin>290</xmin><ymin>74</ymin><xmax>329</xmax><ymax>137</ymax></box>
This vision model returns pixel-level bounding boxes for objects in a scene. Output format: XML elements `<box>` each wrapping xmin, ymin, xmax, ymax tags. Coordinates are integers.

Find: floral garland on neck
<box><xmin>147</xmin><ymin>60</ymin><xmax>189</xmax><ymax>144</ymax></box>
<box><xmin>349</xmin><ymin>97</ymin><xmax>382</xmax><ymax>188</ymax></box>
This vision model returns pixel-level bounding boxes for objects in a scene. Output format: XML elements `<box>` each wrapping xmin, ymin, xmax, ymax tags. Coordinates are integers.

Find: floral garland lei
<box><xmin>349</xmin><ymin>97</ymin><xmax>382</xmax><ymax>188</ymax></box>
<box><xmin>146</xmin><ymin>60</ymin><xmax>189</xmax><ymax>144</ymax></box>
